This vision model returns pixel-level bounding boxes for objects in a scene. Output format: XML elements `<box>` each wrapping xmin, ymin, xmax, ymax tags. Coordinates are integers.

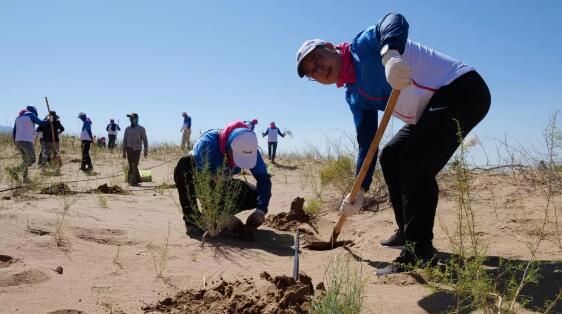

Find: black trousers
<box><xmin>126</xmin><ymin>148</ymin><xmax>142</xmax><ymax>185</ymax></box>
<box><xmin>379</xmin><ymin>71</ymin><xmax>490</xmax><ymax>252</ymax></box>
<box><xmin>81</xmin><ymin>140</ymin><xmax>93</xmax><ymax>171</ymax></box>
<box><xmin>267</xmin><ymin>142</ymin><xmax>278</xmax><ymax>161</ymax></box>
<box><xmin>108</xmin><ymin>134</ymin><xmax>117</xmax><ymax>149</ymax></box>
<box><xmin>173</xmin><ymin>155</ymin><xmax>258</xmax><ymax>226</ymax></box>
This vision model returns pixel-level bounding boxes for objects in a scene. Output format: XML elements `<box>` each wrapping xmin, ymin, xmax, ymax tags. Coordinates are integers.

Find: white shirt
<box><xmin>14</xmin><ymin>115</ymin><xmax>36</xmax><ymax>142</ymax></box>
<box><xmin>393</xmin><ymin>40</ymin><xmax>474</xmax><ymax>124</ymax></box>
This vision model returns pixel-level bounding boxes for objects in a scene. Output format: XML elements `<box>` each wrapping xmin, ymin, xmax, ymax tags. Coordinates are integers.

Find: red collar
<box><xmin>336</xmin><ymin>43</ymin><xmax>356</xmax><ymax>88</ymax></box>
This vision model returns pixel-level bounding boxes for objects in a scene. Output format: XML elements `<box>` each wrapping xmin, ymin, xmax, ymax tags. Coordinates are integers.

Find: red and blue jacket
<box><xmin>192</xmin><ymin>127</ymin><xmax>272</xmax><ymax>213</ymax></box>
<box><xmin>344</xmin><ymin>13</ymin><xmax>409</xmax><ymax>191</ymax></box>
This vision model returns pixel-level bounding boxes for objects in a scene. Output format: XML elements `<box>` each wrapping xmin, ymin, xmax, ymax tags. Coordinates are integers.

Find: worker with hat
<box><xmin>36</xmin><ymin>111</ymin><xmax>64</xmax><ymax>167</ymax></box>
<box><xmin>296</xmin><ymin>13</ymin><xmax>490</xmax><ymax>272</ymax></box>
<box><xmin>180</xmin><ymin>112</ymin><xmax>192</xmax><ymax>150</ymax></box>
<box><xmin>122</xmin><ymin>113</ymin><xmax>148</xmax><ymax>186</ymax></box>
<box><xmin>77</xmin><ymin>112</ymin><xmax>94</xmax><ymax>172</ymax></box>
<box><xmin>174</xmin><ymin>120</ymin><xmax>272</xmax><ymax>239</ymax></box>
<box><xmin>13</xmin><ymin>106</ymin><xmax>45</xmax><ymax>182</ymax></box>
<box><xmin>262</xmin><ymin>121</ymin><xmax>286</xmax><ymax>164</ymax></box>
<box><xmin>106</xmin><ymin>118</ymin><xmax>121</xmax><ymax>151</ymax></box>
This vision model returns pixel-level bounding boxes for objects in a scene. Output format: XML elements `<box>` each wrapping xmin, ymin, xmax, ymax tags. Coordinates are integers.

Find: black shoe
<box><xmin>185</xmin><ymin>223</ymin><xmax>205</xmax><ymax>240</ymax></box>
<box><xmin>397</xmin><ymin>247</ymin><xmax>437</xmax><ymax>268</ymax></box>
<box><xmin>380</xmin><ymin>229</ymin><xmax>405</xmax><ymax>247</ymax></box>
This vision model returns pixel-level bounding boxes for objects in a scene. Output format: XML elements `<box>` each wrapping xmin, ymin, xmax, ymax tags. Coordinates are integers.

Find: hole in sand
<box><xmin>0</xmin><ymin>255</ymin><xmax>14</xmax><ymax>268</ymax></box>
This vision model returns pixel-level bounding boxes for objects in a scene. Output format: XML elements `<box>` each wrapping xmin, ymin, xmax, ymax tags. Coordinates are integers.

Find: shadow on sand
<box><xmin>201</xmin><ymin>228</ymin><xmax>296</xmax><ymax>263</ymax></box>
<box><xmin>418</xmin><ymin>252</ymin><xmax>561</xmax><ymax>313</ymax></box>
<box><xmin>341</xmin><ymin>247</ymin><xmax>560</xmax><ymax>313</ymax></box>
<box><xmin>271</xmin><ymin>162</ymin><xmax>298</xmax><ymax>171</ymax></box>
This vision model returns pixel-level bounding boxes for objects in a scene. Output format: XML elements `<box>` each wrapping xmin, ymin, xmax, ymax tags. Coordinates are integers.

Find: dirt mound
<box><xmin>40</xmin><ymin>183</ymin><xmax>75</xmax><ymax>195</ymax></box>
<box><xmin>143</xmin><ymin>271</ymin><xmax>318</xmax><ymax>314</ymax></box>
<box><xmin>265</xmin><ymin>197</ymin><xmax>314</xmax><ymax>231</ymax></box>
<box><xmin>90</xmin><ymin>184</ymin><xmax>127</xmax><ymax>195</ymax></box>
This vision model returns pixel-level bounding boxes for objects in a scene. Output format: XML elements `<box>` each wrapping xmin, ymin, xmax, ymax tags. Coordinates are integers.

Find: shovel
<box><xmin>306</xmin><ymin>89</ymin><xmax>401</xmax><ymax>251</ymax></box>
<box><xmin>44</xmin><ymin>97</ymin><xmax>63</xmax><ymax>167</ymax></box>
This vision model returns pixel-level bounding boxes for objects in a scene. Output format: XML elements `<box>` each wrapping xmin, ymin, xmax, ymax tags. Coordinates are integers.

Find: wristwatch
<box><xmin>380</xmin><ymin>44</ymin><xmax>390</xmax><ymax>57</ymax></box>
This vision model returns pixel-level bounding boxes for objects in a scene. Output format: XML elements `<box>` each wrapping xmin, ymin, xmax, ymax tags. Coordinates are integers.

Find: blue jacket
<box><xmin>80</xmin><ymin>118</ymin><xmax>93</xmax><ymax>141</ymax></box>
<box><xmin>192</xmin><ymin>129</ymin><xmax>272</xmax><ymax>212</ymax></box>
<box><xmin>183</xmin><ymin>116</ymin><xmax>191</xmax><ymax>129</ymax></box>
<box><xmin>346</xmin><ymin>13</ymin><xmax>408</xmax><ymax>191</ymax></box>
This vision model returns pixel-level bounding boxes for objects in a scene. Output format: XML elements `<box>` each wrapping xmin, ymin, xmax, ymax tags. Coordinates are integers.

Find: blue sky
<box><xmin>1</xmin><ymin>1</ymin><xmax>561</xmax><ymax>164</ymax></box>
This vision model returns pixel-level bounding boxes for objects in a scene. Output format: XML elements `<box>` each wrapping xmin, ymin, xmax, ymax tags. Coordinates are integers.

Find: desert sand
<box><xmin>0</xmin><ymin>144</ymin><xmax>561</xmax><ymax>314</ymax></box>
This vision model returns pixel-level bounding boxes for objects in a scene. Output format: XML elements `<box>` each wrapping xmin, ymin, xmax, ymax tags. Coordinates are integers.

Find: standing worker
<box><xmin>174</xmin><ymin>120</ymin><xmax>272</xmax><ymax>238</ymax></box>
<box><xmin>296</xmin><ymin>13</ymin><xmax>490</xmax><ymax>271</ymax></box>
<box><xmin>262</xmin><ymin>122</ymin><xmax>285</xmax><ymax>164</ymax></box>
<box><xmin>122</xmin><ymin>113</ymin><xmax>148</xmax><ymax>186</ymax></box>
<box><xmin>105</xmin><ymin>119</ymin><xmax>121</xmax><ymax>151</ymax></box>
<box><xmin>78</xmin><ymin>112</ymin><xmax>94</xmax><ymax>172</ymax></box>
<box><xmin>13</xmin><ymin>106</ymin><xmax>44</xmax><ymax>183</ymax></box>
<box><xmin>36</xmin><ymin>111</ymin><xmax>64</xmax><ymax>167</ymax></box>
<box><xmin>180</xmin><ymin>112</ymin><xmax>191</xmax><ymax>150</ymax></box>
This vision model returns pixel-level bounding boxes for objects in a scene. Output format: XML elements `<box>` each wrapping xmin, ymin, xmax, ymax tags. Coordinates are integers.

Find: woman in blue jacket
<box><xmin>296</xmin><ymin>13</ymin><xmax>490</xmax><ymax>271</ymax></box>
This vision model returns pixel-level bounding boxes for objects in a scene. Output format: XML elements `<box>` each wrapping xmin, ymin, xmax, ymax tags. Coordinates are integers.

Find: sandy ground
<box><xmin>0</xmin><ymin>148</ymin><xmax>561</xmax><ymax>313</ymax></box>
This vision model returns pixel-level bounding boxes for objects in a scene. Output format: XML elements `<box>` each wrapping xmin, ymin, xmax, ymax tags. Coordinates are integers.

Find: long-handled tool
<box><xmin>44</xmin><ymin>97</ymin><xmax>63</xmax><ymax>166</ymax></box>
<box><xmin>307</xmin><ymin>89</ymin><xmax>401</xmax><ymax>251</ymax></box>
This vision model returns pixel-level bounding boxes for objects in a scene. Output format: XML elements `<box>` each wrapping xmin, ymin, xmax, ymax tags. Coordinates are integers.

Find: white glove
<box><xmin>382</xmin><ymin>49</ymin><xmax>412</xmax><ymax>90</ymax></box>
<box><xmin>339</xmin><ymin>188</ymin><xmax>366</xmax><ymax>216</ymax></box>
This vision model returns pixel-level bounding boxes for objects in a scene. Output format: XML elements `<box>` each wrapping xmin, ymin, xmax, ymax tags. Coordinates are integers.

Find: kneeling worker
<box><xmin>174</xmin><ymin>120</ymin><xmax>272</xmax><ymax>238</ymax></box>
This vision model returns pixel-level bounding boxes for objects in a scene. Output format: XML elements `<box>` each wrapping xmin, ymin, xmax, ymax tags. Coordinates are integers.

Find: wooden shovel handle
<box><xmin>45</xmin><ymin>97</ymin><xmax>57</xmax><ymax>145</ymax></box>
<box><xmin>331</xmin><ymin>89</ymin><xmax>401</xmax><ymax>243</ymax></box>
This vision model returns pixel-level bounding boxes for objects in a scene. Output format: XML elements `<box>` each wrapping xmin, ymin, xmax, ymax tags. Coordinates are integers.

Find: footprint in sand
<box><xmin>46</xmin><ymin>310</ymin><xmax>85</xmax><ymax>314</ymax></box>
<box><xmin>0</xmin><ymin>255</ymin><xmax>15</xmax><ymax>268</ymax></box>
<box><xmin>72</xmin><ymin>227</ymin><xmax>136</xmax><ymax>246</ymax></box>
<box><xmin>27</xmin><ymin>227</ymin><xmax>51</xmax><ymax>236</ymax></box>
<box><xmin>0</xmin><ymin>269</ymin><xmax>50</xmax><ymax>287</ymax></box>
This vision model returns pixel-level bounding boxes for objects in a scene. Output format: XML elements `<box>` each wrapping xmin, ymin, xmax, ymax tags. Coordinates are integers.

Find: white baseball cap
<box><xmin>296</xmin><ymin>39</ymin><xmax>328</xmax><ymax>77</ymax></box>
<box><xmin>230</xmin><ymin>131</ymin><xmax>258</xmax><ymax>169</ymax></box>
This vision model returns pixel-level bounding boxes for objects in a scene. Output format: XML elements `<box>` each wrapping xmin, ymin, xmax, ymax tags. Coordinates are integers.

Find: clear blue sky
<box><xmin>1</xmin><ymin>1</ymin><xmax>561</xmax><ymax>164</ymax></box>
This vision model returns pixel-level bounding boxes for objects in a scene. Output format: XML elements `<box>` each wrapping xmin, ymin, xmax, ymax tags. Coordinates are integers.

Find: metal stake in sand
<box><xmin>293</xmin><ymin>228</ymin><xmax>300</xmax><ymax>280</ymax></box>
<box><xmin>306</xmin><ymin>89</ymin><xmax>401</xmax><ymax>251</ymax></box>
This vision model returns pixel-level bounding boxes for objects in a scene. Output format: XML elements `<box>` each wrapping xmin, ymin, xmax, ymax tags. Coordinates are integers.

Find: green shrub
<box><xmin>188</xmin><ymin>157</ymin><xmax>242</xmax><ymax>237</ymax></box>
<box><xmin>311</xmin><ymin>255</ymin><xmax>366</xmax><ymax>314</ymax></box>
<box><xmin>319</xmin><ymin>156</ymin><xmax>355</xmax><ymax>202</ymax></box>
<box><xmin>304</xmin><ymin>198</ymin><xmax>323</xmax><ymax>216</ymax></box>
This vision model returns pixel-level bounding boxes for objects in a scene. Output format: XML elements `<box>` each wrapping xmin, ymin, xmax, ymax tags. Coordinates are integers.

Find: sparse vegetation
<box><xmin>149</xmin><ymin>223</ymin><xmax>171</xmax><ymax>279</ymax></box>
<box><xmin>96</xmin><ymin>194</ymin><xmax>109</xmax><ymax>208</ymax></box>
<box><xmin>311</xmin><ymin>254</ymin><xmax>366</xmax><ymax>314</ymax></box>
<box><xmin>113</xmin><ymin>245</ymin><xmax>124</xmax><ymax>270</ymax></box>
<box><xmin>319</xmin><ymin>155</ymin><xmax>355</xmax><ymax>203</ymax></box>
<box><xmin>188</xmin><ymin>158</ymin><xmax>242</xmax><ymax>239</ymax></box>
<box><xmin>425</xmin><ymin>120</ymin><xmax>560</xmax><ymax>313</ymax></box>
<box><xmin>53</xmin><ymin>195</ymin><xmax>76</xmax><ymax>247</ymax></box>
<box><xmin>304</xmin><ymin>198</ymin><xmax>323</xmax><ymax>216</ymax></box>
